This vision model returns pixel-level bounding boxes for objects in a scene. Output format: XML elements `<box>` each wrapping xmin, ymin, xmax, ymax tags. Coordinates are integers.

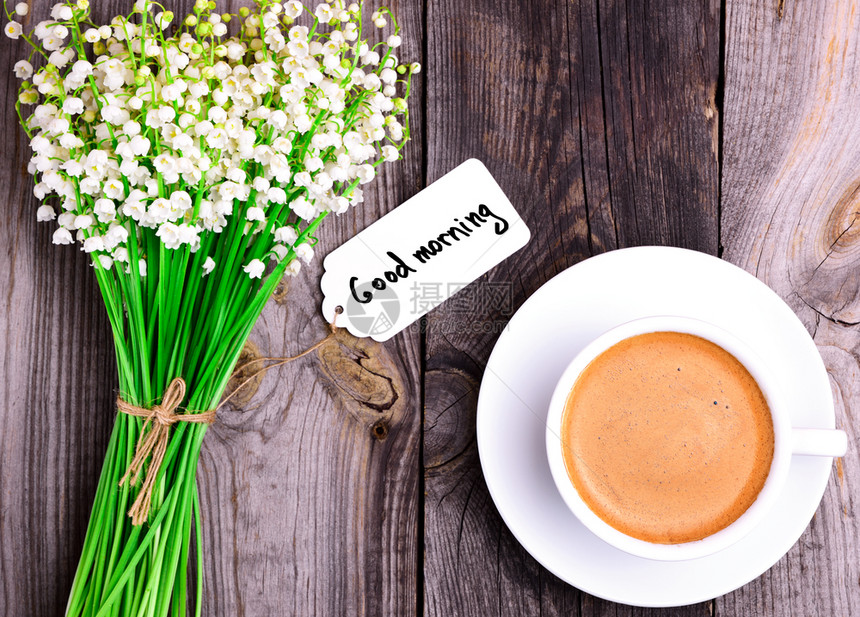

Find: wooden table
<box><xmin>1</xmin><ymin>0</ymin><xmax>857</xmax><ymax>615</ymax></box>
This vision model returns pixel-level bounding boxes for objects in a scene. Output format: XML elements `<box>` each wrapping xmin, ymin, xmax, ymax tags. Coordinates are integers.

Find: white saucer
<box><xmin>476</xmin><ymin>247</ymin><xmax>837</xmax><ymax>607</ymax></box>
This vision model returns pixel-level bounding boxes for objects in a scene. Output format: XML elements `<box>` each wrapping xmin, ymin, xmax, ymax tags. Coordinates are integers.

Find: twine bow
<box><xmin>116</xmin><ymin>316</ymin><xmax>338</xmax><ymax>525</ymax></box>
<box><xmin>117</xmin><ymin>378</ymin><xmax>216</xmax><ymax>526</ymax></box>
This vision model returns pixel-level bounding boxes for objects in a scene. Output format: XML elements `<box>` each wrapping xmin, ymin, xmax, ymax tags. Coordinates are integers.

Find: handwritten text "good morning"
<box><xmin>349</xmin><ymin>203</ymin><xmax>510</xmax><ymax>304</ymax></box>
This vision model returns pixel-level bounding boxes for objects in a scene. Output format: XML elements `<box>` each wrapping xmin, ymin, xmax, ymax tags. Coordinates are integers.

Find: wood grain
<box><xmin>422</xmin><ymin>0</ymin><xmax>719</xmax><ymax>615</ymax></box>
<box><xmin>3</xmin><ymin>0</ymin><xmax>859</xmax><ymax>615</ymax></box>
<box><xmin>719</xmin><ymin>0</ymin><xmax>860</xmax><ymax>614</ymax></box>
<box><xmin>0</xmin><ymin>1</ymin><xmax>422</xmax><ymax>616</ymax></box>
<box><xmin>0</xmin><ymin>3</ymin><xmax>120</xmax><ymax>614</ymax></box>
<box><xmin>193</xmin><ymin>0</ymin><xmax>425</xmax><ymax>612</ymax></box>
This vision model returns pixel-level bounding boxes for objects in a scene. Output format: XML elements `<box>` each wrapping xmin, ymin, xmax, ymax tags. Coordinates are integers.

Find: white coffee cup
<box><xmin>545</xmin><ymin>315</ymin><xmax>847</xmax><ymax>561</ymax></box>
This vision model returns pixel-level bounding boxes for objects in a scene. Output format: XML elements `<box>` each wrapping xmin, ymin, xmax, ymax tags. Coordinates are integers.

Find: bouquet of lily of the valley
<box><xmin>3</xmin><ymin>0</ymin><xmax>416</xmax><ymax>614</ymax></box>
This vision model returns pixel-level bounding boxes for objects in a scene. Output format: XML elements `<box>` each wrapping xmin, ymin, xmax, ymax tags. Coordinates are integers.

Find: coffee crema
<box><xmin>561</xmin><ymin>331</ymin><xmax>775</xmax><ymax>544</ymax></box>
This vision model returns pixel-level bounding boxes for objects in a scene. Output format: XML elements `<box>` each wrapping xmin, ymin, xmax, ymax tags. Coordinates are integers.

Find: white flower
<box><xmin>13</xmin><ymin>60</ymin><xmax>33</xmax><ymax>79</ymax></box>
<box><xmin>315</xmin><ymin>3</ymin><xmax>334</xmax><ymax>23</ymax></box>
<box><xmin>36</xmin><ymin>205</ymin><xmax>56</xmax><ymax>221</ymax></box>
<box><xmin>104</xmin><ymin>179</ymin><xmax>125</xmax><ymax>200</ymax></box>
<box><xmin>63</xmin><ymin>97</ymin><xmax>85</xmax><ymax>116</ymax></box>
<box><xmin>274</xmin><ymin>226</ymin><xmax>298</xmax><ymax>245</ymax></box>
<box><xmin>284</xmin><ymin>1</ymin><xmax>303</xmax><ymax>18</ymax></box>
<box><xmin>380</xmin><ymin>68</ymin><xmax>397</xmax><ymax>85</ymax></box>
<box><xmin>122</xmin><ymin>121</ymin><xmax>141</xmax><ymax>137</ymax></box>
<box><xmin>157</xmin><ymin>106</ymin><xmax>176</xmax><ymax>124</ymax></box>
<box><xmin>330</xmin><ymin>196</ymin><xmax>350</xmax><ymax>213</ymax></box>
<box><xmin>83</xmin><ymin>236</ymin><xmax>105</xmax><ymax>253</ymax></box>
<box><xmin>148</xmin><ymin>198</ymin><xmax>172</xmax><ymax>224</ymax></box>
<box><xmin>161</xmin><ymin>83</ymin><xmax>182</xmax><ymax>102</ymax></box>
<box><xmin>207</xmin><ymin>106</ymin><xmax>227</xmax><ymax>124</ymax></box>
<box><xmin>129</xmin><ymin>135</ymin><xmax>151</xmax><ymax>156</ymax></box>
<box><xmin>285</xmin><ymin>259</ymin><xmax>301</xmax><ymax>276</ymax></box>
<box><xmin>356</xmin><ymin>164</ymin><xmax>376</xmax><ymax>184</ymax></box>
<box><xmin>94</xmin><ymin>199</ymin><xmax>117</xmax><ymax>223</ymax></box>
<box><xmin>153</xmin><ymin>154</ymin><xmax>175</xmax><ymax>173</ymax></box>
<box><xmin>271</xmin><ymin>244</ymin><xmax>289</xmax><ymax>260</ymax></box>
<box><xmin>57</xmin><ymin>212</ymin><xmax>75</xmax><ymax>227</ymax></box>
<box><xmin>269</xmin><ymin>153</ymin><xmax>292</xmax><ymax>183</ymax></box>
<box><xmin>243</xmin><ymin>258</ymin><xmax>265</xmax><ymax>279</ymax></box>
<box><xmin>267</xmin><ymin>187</ymin><xmax>287</xmax><ymax>204</ymax></box>
<box><xmin>15</xmin><ymin>3</ymin><xmax>29</xmax><ymax>16</ymax></box>
<box><xmin>225</xmin><ymin>167</ymin><xmax>246</xmax><ymax>183</ymax></box>
<box><xmin>72</xmin><ymin>59</ymin><xmax>93</xmax><ymax>77</ymax></box>
<box><xmin>252</xmin><ymin>176</ymin><xmax>271</xmax><ymax>193</ymax></box>
<box><xmin>105</xmin><ymin>224</ymin><xmax>129</xmax><ymax>247</ymax></box>
<box><xmin>50</xmin><ymin>48</ymin><xmax>74</xmax><ymax>69</ymax></box>
<box><xmin>75</xmin><ymin>214</ymin><xmax>95</xmax><ymax>229</ymax></box>
<box><xmin>59</xmin><ymin>133</ymin><xmax>84</xmax><ymax>149</ymax></box>
<box><xmin>303</xmin><ymin>155</ymin><xmax>325</xmax><ymax>172</ymax></box>
<box><xmin>206</xmin><ymin>128</ymin><xmax>228</xmax><ymax>149</ymax></box>
<box><xmin>155</xmin><ymin>222</ymin><xmax>188</xmax><ymax>249</ymax></box>
<box><xmin>10</xmin><ymin>2</ymin><xmax>414</xmax><ymax>263</ymax></box>
<box><xmin>52</xmin><ymin>228</ymin><xmax>74</xmax><ymax>244</ymax></box>
<box><xmin>61</xmin><ymin>159</ymin><xmax>84</xmax><ymax>177</ymax></box>
<box><xmin>51</xmin><ymin>4</ymin><xmax>74</xmax><ymax>20</ymax></box>
<box><xmin>293</xmin><ymin>171</ymin><xmax>312</xmax><ymax>188</ymax></box>
<box><xmin>171</xmin><ymin>191</ymin><xmax>192</xmax><ymax>214</ymax></box>
<box><xmin>5</xmin><ymin>22</ymin><xmax>22</xmax><ymax>40</ymax></box>
<box><xmin>295</xmin><ymin>242</ymin><xmax>314</xmax><ymax>264</ymax></box>
<box><xmin>267</xmin><ymin>109</ymin><xmax>288</xmax><ymax>130</ymax></box>
<box><xmin>80</xmin><ymin>177</ymin><xmax>101</xmax><ymax>195</ymax></box>
<box><xmin>245</xmin><ymin>206</ymin><xmax>265</xmax><ymax>221</ymax></box>
<box><xmin>101</xmin><ymin>104</ymin><xmax>129</xmax><ymax>126</ymax></box>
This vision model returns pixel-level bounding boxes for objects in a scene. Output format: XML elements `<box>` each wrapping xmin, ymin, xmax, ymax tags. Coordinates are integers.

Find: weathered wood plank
<box><xmin>422</xmin><ymin>0</ymin><xmax>720</xmax><ymax>615</ymax></box>
<box><xmin>719</xmin><ymin>0</ymin><xmax>860</xmax><ymax>614</ymax></box>
<box><xmin>0</xmin><ymin>3</ymin><xmax>123</xmax><ymax>615</ymax></box>
<box><xmin>0</xmin><ymin>1</ymin><xmax>424</xmax><ymax>615</ymax></box>
<box><xmin>195</xmin><ymin>0</ymin><xmax>424</xmax><ymax>611</ymax></box>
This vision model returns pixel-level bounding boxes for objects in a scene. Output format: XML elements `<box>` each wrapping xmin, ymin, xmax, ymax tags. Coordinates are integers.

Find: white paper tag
<box><xmin>321</xmin><ymin>159</ymin><xmax>530</xmax><ymax>341</ymax></box>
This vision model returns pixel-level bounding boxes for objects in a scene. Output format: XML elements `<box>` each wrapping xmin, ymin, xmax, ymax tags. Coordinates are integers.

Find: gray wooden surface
<box><xmin>0</xmin><ymin>0</ymin><xmax>857</xmax><ymax>615</ymax></box>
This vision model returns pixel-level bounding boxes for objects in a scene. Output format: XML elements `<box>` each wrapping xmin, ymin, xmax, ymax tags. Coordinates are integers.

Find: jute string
<box><xmin>117</xmin><ymin>317</ymin><xmax>339</xmax><ymax>525</ymax></box>
<box><xmin>118</xmin><ymin>378</ymin><xmax>216</xmax><ymax>525</ymax></box>
<box><xmin>216</xmin><ymin>318</ymin><xmax>338</xmax><ymax>411</ymax></box>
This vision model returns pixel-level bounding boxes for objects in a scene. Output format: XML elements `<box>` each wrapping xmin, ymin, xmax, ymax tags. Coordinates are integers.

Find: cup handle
<box><xmin>791</xmin><ymin>428</ymin><xmax>848</xmax><ymax>457</ymax></box>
